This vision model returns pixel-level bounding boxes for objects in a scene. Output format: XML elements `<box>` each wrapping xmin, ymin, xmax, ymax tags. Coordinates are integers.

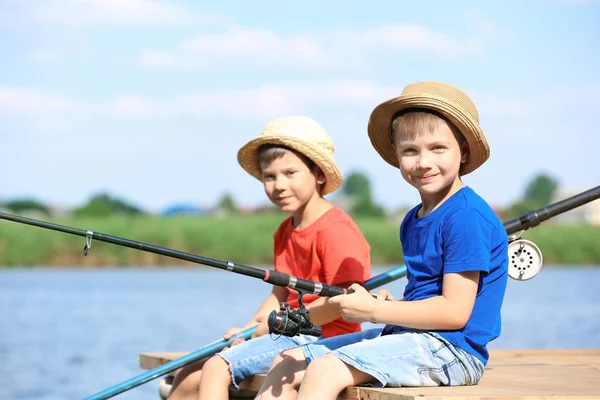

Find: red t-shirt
<box><xmin>273</xmin><ymin>206</ymin><xmax>371</xmax><ymax>338</ymax></box>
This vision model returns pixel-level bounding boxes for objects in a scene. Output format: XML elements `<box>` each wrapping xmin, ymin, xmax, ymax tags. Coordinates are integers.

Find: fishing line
<box><xmin>0</xmin><ymin>218</ymin><xmax>154</xmax><ymax>268</ymax></box>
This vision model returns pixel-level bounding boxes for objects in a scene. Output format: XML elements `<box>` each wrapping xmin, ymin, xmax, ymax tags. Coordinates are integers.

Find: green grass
<box><xmin>0</xmin><ymin>214</ymin><xmax>598</xmax><ymax>267</ymax></box>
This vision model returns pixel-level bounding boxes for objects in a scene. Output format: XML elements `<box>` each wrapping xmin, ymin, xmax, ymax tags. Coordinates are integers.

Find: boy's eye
<box><xmin>262</xmin><ymin>174</ymin><xmax>275</xmax><ymax>181</ymax></box>
<box><xmin>432</xmin><ymin>145</ymin><xmax>446</xmax><ymax>151</ymax></box>
<box><xmin>402</xmin><ymin>148</ymin><xmax>417</xmax><ymax>155</ymax></box>
<box><xmin>286</xmin><ymin>170</ymin><xmax>296</xmax><ymax>176</ymax></box>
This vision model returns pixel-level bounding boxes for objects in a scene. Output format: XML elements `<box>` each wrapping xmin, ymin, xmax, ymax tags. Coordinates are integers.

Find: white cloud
<box><xmin>472</xmin><ymin>83</ymin><xmax>600</xmax><ymax>120</ymax></box>
<box><xmin>113</xmin><ymin>95</ymin><xmax>159</xmax><ymax>118</ymax></box>
<box><xmin>139</xmin><ymin>25</ymin><xmax>483</xmax><ymax>71</ymax></box>
<box><xmin>470</xmin><ymin>91</ymin><xmax>538</xmax><ymax>120</ymax></box>
<box><xmin>4</xmin><ymin>82</ymin><xmax>599</xmax><ymax>125</ymax></box>
<box><xmin>0</xmin><ymin>0</ymin><xmax>227</xmax><ymax>30</ymax></box>
<box><xmin>461</xmin><ymin>10</ymin><xmax>517</xmax><ymax>41</ymax></box>
<box><xmin>28</xmin><ymin>48</ymin><xmax>63</xmax><ymax>64</ymax></box>
<box><xmin>112</xmin><ymin>81</ymin><xmax>404</xmax><ymax>120</ymax></box>
<box><xmin>140</xmin><ymin>28</ymin><xmax>323</xmax><ymax>70</ymax></box>
<box><xmin>538</xmin><ymin>83</ymin><xmax>600</xmax><ymax>110</ymax></box>
<box><xmin>0</xmin><ymin>86</ymin><xmax>83</xmax><ymax>116</ymax></box>
<box><xmin>357</xmin><ymin>25</ymin><xmax>483</xmax><ymax>55</ymax></box>
<box><xmin>110</xmin><ymin>82</ymin><xmax>600</xmax><ymax>135</ymax></box>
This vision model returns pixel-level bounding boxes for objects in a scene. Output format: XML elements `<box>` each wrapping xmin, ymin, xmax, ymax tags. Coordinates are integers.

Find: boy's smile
<box><xmin>415</xmin><ymin>173</ymin><xmax>439</xmax><ymax>182</ymax></box>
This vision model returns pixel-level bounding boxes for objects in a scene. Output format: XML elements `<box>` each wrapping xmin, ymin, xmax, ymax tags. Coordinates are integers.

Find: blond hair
<box><xmin>391</xmin><ymin>108</ymin><xmax>466</xmax><ymax>145</ymax></box>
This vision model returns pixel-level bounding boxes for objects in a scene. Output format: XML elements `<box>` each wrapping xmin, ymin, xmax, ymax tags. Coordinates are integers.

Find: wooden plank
<box><xmin>139</xmin><ymin>352</ymin><xmax>188</xmax><ymax>370</ymax></box>
<box><xmin>138</xmin><ymin>349</ymin><xmax>600</xmax><ymax>399</ymax></box>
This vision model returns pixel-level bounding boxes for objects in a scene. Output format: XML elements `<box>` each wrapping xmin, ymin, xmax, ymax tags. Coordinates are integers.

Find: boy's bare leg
<box><xmin>297</xmin><ymin>353</ymin><xmax>374</xmax><ymax>400</ymax></box>
<box><xmin>197</xmin><ymin>355</ymin><xmax>234</xmax><ymax>400</ymax></box>
<box><xmin>168</xmin><ymin>358</ymin><xmax>206</xmax><ymax>400</ymax></box>
<box><xmin>254</xmin><ymin>347</ymin><xmax>309</xmax><ymax>400</ymax></box>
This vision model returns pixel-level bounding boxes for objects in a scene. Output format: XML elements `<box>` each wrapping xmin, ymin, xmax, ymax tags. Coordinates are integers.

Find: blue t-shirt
<box><xmin>383</xmin><ymin>186</ymin><xmax>508</xmax><ymax>365</ymax></box>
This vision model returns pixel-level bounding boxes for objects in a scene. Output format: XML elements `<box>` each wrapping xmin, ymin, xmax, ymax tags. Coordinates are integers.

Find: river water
<box><xmin>1</xmin><ymin>266</ymin><xmax>599</xmax><ymax>399</ymax></box>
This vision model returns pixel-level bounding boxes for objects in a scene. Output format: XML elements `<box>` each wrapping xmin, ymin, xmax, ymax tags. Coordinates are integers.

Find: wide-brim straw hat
<box><xmin>367</xmin><ymin>81</ymin><xmax>490</xmax><ymax>175</ymax></box>
<box><xmin>237</xmin><ymin>116</ymin><xmax>343</xmax><ymax>195</ymax></box>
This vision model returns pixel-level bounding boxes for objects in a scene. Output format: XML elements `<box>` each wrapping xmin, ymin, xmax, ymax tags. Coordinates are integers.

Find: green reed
<box><xmin>0</xmin><ymin>214</ymin><xmax>598</xmax><ymax>267</ymax></box>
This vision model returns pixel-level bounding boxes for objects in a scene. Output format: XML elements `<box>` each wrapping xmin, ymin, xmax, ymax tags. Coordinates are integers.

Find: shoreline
<box><xmin>3</xmin><ymin>264</ymin><xmax>599</xmax><ymax>269</ymax></box>
<box><xmin>1</xmin><ymin>215</ymin><xmax>599</xmax><ymax>266</ymax></box>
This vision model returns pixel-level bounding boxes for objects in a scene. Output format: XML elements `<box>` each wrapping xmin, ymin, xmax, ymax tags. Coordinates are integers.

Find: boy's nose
<box><xmin>416</xmin><ymin>153</ymin><xmax>432</xmax><ymax>169</ymax></box>
<box><xmin>274</xmin><ymin>177</ymin><xmax>287</xmax><ymax>191</ymax></box>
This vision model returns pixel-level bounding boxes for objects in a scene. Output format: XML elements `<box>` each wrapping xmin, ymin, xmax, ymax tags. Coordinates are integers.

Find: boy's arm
<box><xmin>369</xmin><ymin>271</ymin><xmax>479</xmax><ymax>330</ymax></box>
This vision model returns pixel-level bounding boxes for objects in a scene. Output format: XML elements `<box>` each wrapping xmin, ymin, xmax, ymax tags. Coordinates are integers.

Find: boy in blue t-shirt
<box><xmin>254</xmin><ymin>81</ymin><xmax>509</xmax><ymax>400</ymax></box>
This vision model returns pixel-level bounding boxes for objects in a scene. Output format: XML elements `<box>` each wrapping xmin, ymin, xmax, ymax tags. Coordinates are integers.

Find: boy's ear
<box><xmin>461</xmin><ymin>141</ymin><xmax>470</xmax><ymax>164</ymax></box>
<box><xmin>314</xmin><ymin>167</ymin><xmax>327</xmax><ymax>185</ymax></box>
<box><xmin>317</xmin><ymin>172</ymin><xmax>327</xmax><ymax>185</ymax></box>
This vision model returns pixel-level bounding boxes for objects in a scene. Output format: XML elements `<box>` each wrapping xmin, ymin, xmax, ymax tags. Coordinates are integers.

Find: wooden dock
<box><xmin>139</xmin><ymin>348</ymin><xmax>600</xmax><ymax>399</ymax></box>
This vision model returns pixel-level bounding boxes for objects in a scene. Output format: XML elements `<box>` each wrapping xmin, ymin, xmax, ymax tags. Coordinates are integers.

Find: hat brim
<box><xmin>237</xmin><ymin>136</ymin><xmax>343</xmax><ymax>195</ymax></box>
<box><xmin>368</xmin><ymin>94</ymin><xmax>490</xmax><ymax>175</ymax></box>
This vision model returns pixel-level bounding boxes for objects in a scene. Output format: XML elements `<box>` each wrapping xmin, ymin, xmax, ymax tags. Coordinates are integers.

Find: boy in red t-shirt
<box><xmin>168</xmin><ymin>116</ymin><xmax>371</xmax><ymax>400</ymax></box>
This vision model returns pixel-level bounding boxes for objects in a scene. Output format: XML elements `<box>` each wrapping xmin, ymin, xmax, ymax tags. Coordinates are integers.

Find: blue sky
<box><xmin>1</xmin><ymin>0</ymin><xmax>599</xmax><ymax>213</ymax></box>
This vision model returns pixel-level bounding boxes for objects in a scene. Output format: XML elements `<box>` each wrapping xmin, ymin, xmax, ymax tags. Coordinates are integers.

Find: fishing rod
<box><xmin>503</xmin><ymin>185</ymin><xmax>600</xmax><ymax>281</ymax></box>
<box><xmin>503</xmin><ymin>185</ymin><xmax>600</xmax><ymax>234</ymax></box>
<box><xmin>0</xmin><ymin>211</ymin><xmax>352</xmax><ymax>298</ymax></box>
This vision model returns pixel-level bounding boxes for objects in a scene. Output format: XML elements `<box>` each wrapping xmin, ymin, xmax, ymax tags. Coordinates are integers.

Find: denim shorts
<box><xmin>217</xmin><ymin>333</ymin><xmax>321</xmax><ymax>389</ymax></box>
<box><xmin>301</xmin><ymin>328</ymin><xmax>484</xmax><ymax>388</ymax></box>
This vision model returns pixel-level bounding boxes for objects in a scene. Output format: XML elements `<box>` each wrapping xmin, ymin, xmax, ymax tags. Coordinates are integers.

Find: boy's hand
<box><xmin>223</xmin><ymin>327</ymin><xmax>246</xmax><ymax>347</ymax></box>
<box><xmin>375</xmin><ymin>288</ymin><xmax>396</xmax><ymax>301</ymax></box>
<box><xmin>328</xmin><ymin>283</ymin><xmax>378</xmax><ymax>323</ymax></box>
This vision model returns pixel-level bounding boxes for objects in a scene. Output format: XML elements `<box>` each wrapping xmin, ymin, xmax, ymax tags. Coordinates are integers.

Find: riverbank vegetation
<box><xmin>2</xmin><ymin>172</ymin><xmax>598</xmax><ymax>267</ymax></box>
<box><xmin>1</xmin><ymin>214</ymin><xmax>599</xmax><ymax>267</ymax></box>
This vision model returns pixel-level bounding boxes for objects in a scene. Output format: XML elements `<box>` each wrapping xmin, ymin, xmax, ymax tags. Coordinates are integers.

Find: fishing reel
<box><xmin>267</xmin><ymin>291</ymin><xmax>322</xmax><ymax>338</ymax></box>
<box><xmin>507</xmin><ymin>234</ymin><xmax>544</xmax><ymax>281</ymax></box>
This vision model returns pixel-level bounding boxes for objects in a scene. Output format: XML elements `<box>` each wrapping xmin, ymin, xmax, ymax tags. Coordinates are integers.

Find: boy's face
<box><xmin>393</xmin><ymin>120</ymin><xmax>467</xmax><ymax>199</ymax></box>
<box><xmin>260</xmin><ymin>151</ymin><xmax>324</xmax><ymax>214</ymax></box>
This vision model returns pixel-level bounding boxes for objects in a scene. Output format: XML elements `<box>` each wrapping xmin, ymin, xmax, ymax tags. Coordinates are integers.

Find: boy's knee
<box><xmin>203</xmin><ymin>355</ymin><xmax>229</xmax><ymax>375</ymax></box>
<box><xmin>305</xmin><ymin>354</ymin><xmax>337</xmax><ymax>376</ymax></box>
<box><xmin>271</xmin><ymin>347</ymin><xmax>305</xmax><ymax>366</ymax></box>
<box><xmin>266</xmin><ymin>347</ymin><xmax>309</xmax><ymax>376</ymax></box>
<box><xmin>168</xmin><ymin>372</ymin><xmax>200</xmax><ymax>399</ymax></box>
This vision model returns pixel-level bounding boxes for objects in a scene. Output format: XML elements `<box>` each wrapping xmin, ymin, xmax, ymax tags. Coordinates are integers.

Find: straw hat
<box><xmin>367</xmin><ymin>81</ymin><xmax>490</xmax><ymax>175</ymax></box>
<box><xmin>237</xmin><ymin>116</ymin><xmax>343</xmax><ymax>195</ymax></box>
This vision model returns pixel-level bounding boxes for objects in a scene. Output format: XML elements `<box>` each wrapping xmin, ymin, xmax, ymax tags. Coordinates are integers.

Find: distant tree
<box><xmin>73</xmin><ymin>193</ymin><xmax>145</xmax><ymax>217</ymax></box>
<box><xmin>352</xmin><ymin>196</ymin><xmax>386</xmax><ymax>218</ymax></box>
<box><xmin>3</xmin><ymin>198</ymin><xmax>50</xmax><ymax>215</ymax></box>
<box><xmin>524</xmin><ymin>173</ymin><xmax>559</xmax><ymax>207</ymax></box>
<box><xmin>342</xmin><ymin>172</ymin><xmax>372</xmax><ymax>198</ymax></box>
<box><xmin>341</xmin><ymin>171</ymin><xmax>385</xmax><ymax>218</ymax></box>
<box><xmin>217</xmin><ymin>193</ymin><xmax>237</xmax><ymax>214</ymax></box>
<box><xmin>503</xmin><ymin>173</ymin><xmax>560</xmax><ymax>220</ymax></box>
